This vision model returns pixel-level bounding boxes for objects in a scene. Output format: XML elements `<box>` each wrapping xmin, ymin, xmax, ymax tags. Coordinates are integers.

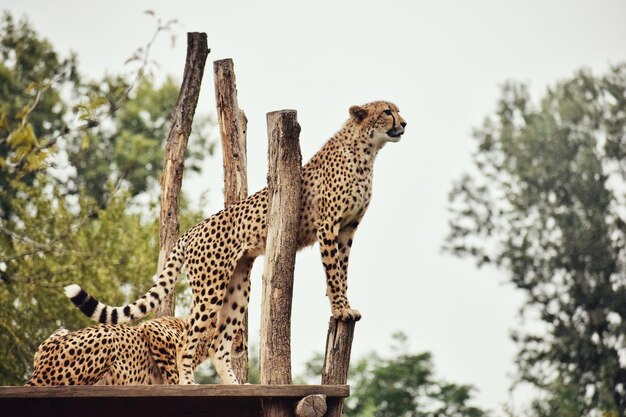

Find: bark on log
<box><xmin>153</xmin><ymin>32</ymin><xmax>209</xmax><ymax>318</ymax></box>
<box><xmin>213</xmin><ymin>58</ymin><xmax>249</xmax><ymax>383</ymax></box>
<box><xmin>214</xmin><ymin>58</ymin><xmax>248</xmax><ymax>205</ymax></box>
<box><xmin>322</xmin><ymin>319</ymin><xmax>356</xmax><ymax>417</ymax></box>
<box><xmin>260</xmin><ymin>110</ymin><xmax>302</xmax><ymax>417</ymax></box>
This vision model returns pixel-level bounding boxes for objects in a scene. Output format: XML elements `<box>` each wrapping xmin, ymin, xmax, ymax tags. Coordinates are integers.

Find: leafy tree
<box><xmin>445</xmin><ymin>64</ymin><xmax>626</xmax><ymax>415</ymax></box>
<box><xmin>1</xmin><ymin>180</ymin><xmax>156</xmax><ymax>384</ymax></box>
<box><xmin>523</xmin><ymin>378</ymin><xmax>588</xmax><ymax>417</ymax></box>
<box><xmin>0</xmin><ymin>11</ymin><xmax>78</xmax><ymax>219</ymax></box>
<box><xmin>0</xmin><ymin>177</ymin><xmax>204</xmax><ymax>385</ymax></box>
<box><xmin>0</xmin><ymin>13</ymin><xmax>214</xmax><ymax>384</ymax></box>
<box><xmin>0</xmin><ymin>12</ymin><xmax>211</xmax><ymax>210</ymax></box>
<box><xmin>302</xmin><ymin>333</ymin><xmax>488</xmax><ymax>417</ymax></box>
<box><xmin>67</xmin><ymin>75</ymin><xmax>213</xmax><ymax>207</ymax></box>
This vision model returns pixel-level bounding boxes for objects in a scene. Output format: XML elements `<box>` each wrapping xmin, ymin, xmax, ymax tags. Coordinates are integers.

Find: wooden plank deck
<box><xmin>0</xmin><ymin>384</ymin><xmax>349</xmax><ymax>417</ymax></box>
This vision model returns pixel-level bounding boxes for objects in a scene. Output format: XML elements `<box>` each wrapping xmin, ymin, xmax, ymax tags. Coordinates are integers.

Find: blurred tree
<box><xmin>524</xmin><ymin>378</ymin><xmax>588</xmax><ymax>417</ymax></box>
<box><xmin>0</xmin><ymin>178</ymin><xmax>204</xmax><ymax>384</ymax></box>
<box><xmin>445</xmin><ymin>64</ymin><xmax>626</xmax><ymax>415</ymax></box>
<box><xmin>67</xmin><ymin>75</ymin><xmax>213</xmax><ymax>208</ymax></box>
<box><xmin>0</xmin><ymin>12</ymin><xmax>211</xmax><ymax>211</ymax></box>
<box><xmin>0</xmin><ymin>11</ymin><xmax>78</xmax><ymax>219</ymax></box>
<box><xmin>302</xmin><ymin>333</ymin><xmax>488</xmax><ymax>417</ymax></box>
<box><xmin>0</xmin><ymin>12</ymin><xmax>214</xmax><ymax>384</ymax></box>
<box><xmin>1</xmin><ymin>180</ymin><xmax>157</xmax><ymax>384</ymax></box>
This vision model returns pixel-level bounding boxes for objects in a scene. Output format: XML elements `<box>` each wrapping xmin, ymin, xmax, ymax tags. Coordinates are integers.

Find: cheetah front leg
<box><xmin>317</xmin><ymin>219</ymin><xmax>362</xmax><ymax>321</ymax></box>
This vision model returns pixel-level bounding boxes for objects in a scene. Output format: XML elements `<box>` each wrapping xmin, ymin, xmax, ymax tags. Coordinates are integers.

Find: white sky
<box><xmin>3</xmin><ymin>0</ymin><xmax>625</xmax><ymax>413</ymax></box>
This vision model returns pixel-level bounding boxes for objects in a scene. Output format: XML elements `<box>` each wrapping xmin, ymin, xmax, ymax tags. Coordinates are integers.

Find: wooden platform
<box><xmin>0</xmin><ymin>384</ymin><xmax>349</xmax><ymax>417</ymax></box>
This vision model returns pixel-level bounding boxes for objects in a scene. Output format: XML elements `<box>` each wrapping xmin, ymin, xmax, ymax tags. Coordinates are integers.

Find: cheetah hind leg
<box><xmin>177</xmin><ymin>258</ymin><xmax>239</xmax><ymax>384</ymax></box>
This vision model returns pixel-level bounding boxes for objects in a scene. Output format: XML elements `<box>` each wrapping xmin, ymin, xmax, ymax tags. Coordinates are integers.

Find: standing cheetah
<box><xmin>65</xmin><ymin>100</ymin><xmax>406</xmax><ymax>384</ymax></box>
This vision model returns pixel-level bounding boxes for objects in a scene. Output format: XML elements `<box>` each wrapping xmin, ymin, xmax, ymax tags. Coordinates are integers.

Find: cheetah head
<box><xmin>349</xmin><ymin>101</ymin><xmax>406</xmax><ymax>146</ymax></box>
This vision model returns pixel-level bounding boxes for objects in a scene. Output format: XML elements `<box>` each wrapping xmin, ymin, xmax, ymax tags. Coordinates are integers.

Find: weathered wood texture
<box><xmin>260</xmin><ymin>110</ymin><xmax>302</xmax><ymax>417</ymax></box>
<box><xmin>322</xmin><ymin>319</ymin><xmax>357</xmax><ymax>417</ymax></box>
<box><xmin>214</xmin><ymin>58</ymin><xmax>250</xmax><ymax>383</ymax></box>
<box><xmin>214</xmin><ymin>58</ymin><xmax>249</xmax><ymax>205</ymax></box>
<box><xmin>0</xmin><ymin>385</ymin><xmax>348</xmax><ymax>417</ymax></box>
<box><xmin>154</xmin><ymin>32</ymin><xmax>210</xmax><ymax>317</ymax></box>
<box><xmin>295</xmin><ymin>394</ymin><xmax>327</xmax><ymax>417</ymax></box>
<box><xmin>0</xmin><ymin>384</ymin><xmax>349</xmax><ymax>398</ymax></box>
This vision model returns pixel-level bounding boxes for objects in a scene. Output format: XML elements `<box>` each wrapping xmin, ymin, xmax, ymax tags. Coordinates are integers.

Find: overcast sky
<box><xmin>3</xmin><ymin>0</ymin><xmax>625</xmax><ymax>413</ymax></box>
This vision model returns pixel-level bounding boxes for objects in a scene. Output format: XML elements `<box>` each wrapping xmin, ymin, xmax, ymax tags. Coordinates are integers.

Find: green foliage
<box><xmin>524</xmin><ymin>378</ymin><xmax>588</xmax><ymax>417</ymax></box>
<box><xmin>0</xmin><ymin>12</ymin><xmax>214</xmax><ymax>385</ymax></box>
<box><xmin>0</xmin><ymin>176</ymin><xmax>206</xmax><ymax>385</ymax></box>
<box><xmin>0</xmin><ymin>12</ymin><xmax>213</xmax><ymax>212</ymax></box>
<box><xmin>67</xmin><ymin>76</ymin><xmax>212</xmax><ymax>206</ymax></box>
<box><xmin>0</xmin><ymin>178</ymin><xmax>155</xmax><ymax>384</ymax></box>
<box><xmin>445</xmin><ymin>64</ymin><xmax>626</xmax><ymax>415</ymax></box>
<box><xmin>302</xmin><ymin>333</ymin><xmax>488</xmax><ymax>417</ymax></box>
<box><xmin>0</xmin><ymin>12</ymin><xmax>77</xmax><ymax>218</ymax></box>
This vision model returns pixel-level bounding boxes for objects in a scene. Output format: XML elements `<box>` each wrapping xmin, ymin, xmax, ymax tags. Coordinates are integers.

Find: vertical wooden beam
<box><xmin>213</xmin><ymin>58</ymin><xmax>249</xmax><ymax>383</ymax></box>
<box><xmin>321</xmin><ymin>319</ymin><xmax>356</xmax><ymax>417</ymax></box>
<box><xmin>260</xmin><ymin>110</ymin><xmax>302</xmax><ymax>417</ymax></box>
<box><xmin>154</xmin><ymin>32</ymin><xmax>209</xmax><ymax>318</ymax></box>
<box><xmin>214</xmin><ymin>58</ymin><xmax>248</xmax><ymax>205</ymax></box>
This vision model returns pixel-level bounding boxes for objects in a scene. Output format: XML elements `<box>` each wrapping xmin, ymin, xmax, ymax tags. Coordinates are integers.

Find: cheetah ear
<box><xmin>349</xmin><ymin>105</ymin><xmax>368</xmax><ymax>123</ymax></box>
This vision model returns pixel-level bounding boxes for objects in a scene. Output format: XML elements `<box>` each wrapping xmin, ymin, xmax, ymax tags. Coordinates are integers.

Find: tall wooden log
<box><xmin>214</xmin><ymin>58</ymin><xmax>248</xmax><ymax>205</ymax></box>
<box><xmin>321</xmin><ymin>319</ymin><xmax>356</xmax><ymax>417</ymax></box>
<box><xmin>153</xmin><ymin>32</ymin><xmax>209</xmax><ymax>318</ymax></box>
<box><xmin>260</xmin><ymin>110</ymin><xmax>302</xmax><ymax>417</ymax></box>
<box><xmin>213</xmin><ymin>58</ymin><xmax>249</xmax><ymax>383</ymax></box>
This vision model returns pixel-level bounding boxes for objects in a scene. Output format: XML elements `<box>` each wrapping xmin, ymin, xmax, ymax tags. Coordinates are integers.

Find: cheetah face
<box><xmin>349</xmin><ymin>101</ymin><xmax>407</xmax><ymax>146</ymax></box>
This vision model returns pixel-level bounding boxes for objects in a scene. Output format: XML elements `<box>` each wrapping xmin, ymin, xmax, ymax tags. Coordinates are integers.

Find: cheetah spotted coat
<box><xmin>65</xmin><ymin>101</ymin><xmax>406</xmax><ymax>384</ymax></box>
<box><xmin>26</xmin><ymin>316</ymin><xmax>217</xmax><ymax>385</ymax></box>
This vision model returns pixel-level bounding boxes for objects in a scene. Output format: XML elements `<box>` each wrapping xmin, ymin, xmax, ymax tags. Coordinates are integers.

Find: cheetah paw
<box><xmin>332</xmin><ymin>307</ymin><xmax>362</xmax><ymax>321</ymax></box>
<box><xmin>180</xmin><ymin>379</ymin><xmax>197</xmax><ymax>385</ymax></box>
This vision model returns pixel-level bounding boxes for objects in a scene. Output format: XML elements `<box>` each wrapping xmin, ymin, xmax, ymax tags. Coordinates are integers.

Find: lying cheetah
<box><xmin>65</xmin><ymin>100</ymin><xmax>406</xmax><ymax>384</ymax></box>
<box><xmin>26</xmin><ymin>316</ymin><xmax>236</xmax><ymax>385</ymax></box>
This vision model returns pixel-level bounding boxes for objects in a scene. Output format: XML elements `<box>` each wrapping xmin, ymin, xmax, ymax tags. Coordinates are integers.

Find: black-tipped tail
<box><xmin>64</xmin><ymin>284</ymin><xmax>117</xmax><ymax>324</ymax></box>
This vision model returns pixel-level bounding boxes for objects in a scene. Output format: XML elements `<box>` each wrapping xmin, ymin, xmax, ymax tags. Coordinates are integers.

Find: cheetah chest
<box><xmin>338</xmin><ymin>149</ymin><xmax>374</xmax><ymax>224</ymax></box>
<box><xmin>343</xmin><ymin>175</ymin><xmax>372</xmax><ymax>224</ymax></box>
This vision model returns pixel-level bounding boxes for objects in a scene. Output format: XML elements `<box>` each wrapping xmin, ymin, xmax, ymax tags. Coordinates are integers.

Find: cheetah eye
<box><xmin>383</xmin><ymin>109</ymin><xmax>392</xmax><ymax>116</ymax></box>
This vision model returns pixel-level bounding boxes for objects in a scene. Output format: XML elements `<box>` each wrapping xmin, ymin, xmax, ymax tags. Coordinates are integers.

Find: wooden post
<box><xmin>214</xmin><ymin>58</ymin><xmax>248</xmax><ymax>205</ymax></box>
<box><xmin>153</xmin><ymin>32</ymin><xmax>210</xmax><ymax>318</ymax></box>
<box><xmin>213</xmin><ymin>58</ymin><xmax>249</xmax><ymax>382</ymax></box>
<box><xmin>260</xmin><ymin>110</ymin><xmax>302</xmax><ymax>417</ymax></box>
<box><xmin>321</xmin><ymin>319</ymin><xmax>356</xmax><ymax>417</ymax></box>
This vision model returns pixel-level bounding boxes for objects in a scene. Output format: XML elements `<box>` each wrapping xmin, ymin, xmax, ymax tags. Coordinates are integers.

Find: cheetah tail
<box><xmin>63</xmin><ymin>241</ymin><xmax>185</xmax><ymax>324</ymax></box>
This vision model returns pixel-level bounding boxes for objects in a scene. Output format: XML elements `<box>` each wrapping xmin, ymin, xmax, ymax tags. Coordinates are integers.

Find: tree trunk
<box><xmin>260</xmin><ymin>110</ymin><xmax>302</xmax><ymax>417</ymax></box>
<box><xmin>214</xmin><ymin>58</ymin><xmax>248</xmax><ymax>205</ymax></box>
<box><xmin>321</xmin><ymin>319</ymin><xmax>356</xmax><ymax>417</ymax></box>
<box><xmin>213</xmin><ymin>58</ymin><xmax>249</xmax><ymax>382</ymax></box>
<box><xmin>153</xmin><ymin>32</ymin><xmax>209</xmax><ymax>318</ymax></box>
